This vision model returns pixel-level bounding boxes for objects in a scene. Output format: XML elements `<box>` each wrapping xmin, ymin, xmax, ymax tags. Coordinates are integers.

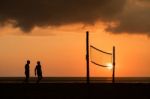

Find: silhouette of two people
<box><xmin>35</xmin><ymin>61</ymin><xmax>43</xmax><ymax>83</ymax></box>
<box><xmin>25</xmin><ymin>60</ymin><xmax>43</xmax><ymax>83</ymax></box>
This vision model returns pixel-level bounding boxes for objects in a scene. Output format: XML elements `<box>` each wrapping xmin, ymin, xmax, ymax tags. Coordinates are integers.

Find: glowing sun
<box><xmin>106</xmin><ymin>63</ymin><xmax>113</xmax><ymax>70</ymax></box>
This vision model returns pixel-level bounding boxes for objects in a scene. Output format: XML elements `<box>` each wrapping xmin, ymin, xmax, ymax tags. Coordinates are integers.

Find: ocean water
<box><xmin>0</xmin><ymin>77</ymin><xmax>150</xmax><ymax>83</ymax></box>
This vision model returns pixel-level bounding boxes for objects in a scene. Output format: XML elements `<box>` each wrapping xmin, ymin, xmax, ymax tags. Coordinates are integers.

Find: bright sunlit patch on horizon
<box><xmin>106</xmin><ymin>63</ymin><xmax>113</xmax><ymax>70</ymax></box>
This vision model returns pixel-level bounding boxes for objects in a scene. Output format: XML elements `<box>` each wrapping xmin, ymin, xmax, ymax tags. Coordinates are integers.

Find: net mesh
<box><xmin>90</xmin><ymin>45</ymin><xmax>112</xmax><ymax>67</ymax></box>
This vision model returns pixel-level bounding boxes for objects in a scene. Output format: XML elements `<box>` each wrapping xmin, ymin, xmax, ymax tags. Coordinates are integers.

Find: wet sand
<box><xmin>0</xmin><ymin>83</ymin><xmax>150</xmax><ymax>99</ymax></box>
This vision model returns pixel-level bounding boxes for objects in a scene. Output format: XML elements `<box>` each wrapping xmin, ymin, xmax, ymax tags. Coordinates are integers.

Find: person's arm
<box><xmin>35</xmin><ymin>66</ymin><xmax>37</xmax><ymax>76</ymax></box>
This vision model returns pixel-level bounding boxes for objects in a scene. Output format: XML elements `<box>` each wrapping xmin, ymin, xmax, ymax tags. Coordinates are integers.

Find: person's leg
<box><xmin>27</xmin><ymin>74</ymin><xmax>29</xmax><ymax>82</ymax></box>
<box><xmin>25</xmin><ymin>73</ymin><xmax>29</xmax><ymax>82</ymax></box>
<box><xmin>36</xmin><ymin>75</ymin><xmax>40</xmax><ymax>83</ymax></box>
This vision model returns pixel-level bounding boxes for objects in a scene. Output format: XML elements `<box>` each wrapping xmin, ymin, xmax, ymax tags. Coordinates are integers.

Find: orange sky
<box><xmin>0</xmin><ymin>23</ymin><xmax>150</xmax><ymax>77</ymax></box>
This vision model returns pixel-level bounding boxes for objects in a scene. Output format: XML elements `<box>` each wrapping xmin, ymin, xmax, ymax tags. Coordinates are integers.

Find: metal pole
<box><xmin>112</xmin><ymin>46</ymin><xmax>115</xmax><ymax>83</ymax></box>
<box><xmin>86</xmin><ymin>31</ymin><xmax>90</xmax><ymax>84</ymax></box>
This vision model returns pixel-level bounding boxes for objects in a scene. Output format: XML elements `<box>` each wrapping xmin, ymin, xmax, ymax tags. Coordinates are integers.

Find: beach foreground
<box><xmin>0</xmin><ymin>83</ymin><xmax>150</xmax><ymax>99</ymax></box>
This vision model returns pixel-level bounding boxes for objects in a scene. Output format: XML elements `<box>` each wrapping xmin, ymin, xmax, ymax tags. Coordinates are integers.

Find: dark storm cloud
<box><xmin>0</xmin><ymin>0</ymin><xmax>126</xmax><ymax>32</ymax></box>
<box><xmin>1</xmin><ymin>0</ymin><xmax>150</xmax><ymax>36</ymax></box>
<box><xmin>106</xmin><ymin>0</ymin><xmax>150</xmax><ymax>35</ymax></box>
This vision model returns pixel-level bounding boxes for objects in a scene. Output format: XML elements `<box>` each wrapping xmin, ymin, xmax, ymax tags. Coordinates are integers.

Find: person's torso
<box><xmin>36</xmin><ymin>65</ymin><xmax>41</xmax><ymax>72</ymax></box>
<box><xmin>25</xmin><ymin>64</ymin><xmax>29</xmax><ymax>71</ymax></box>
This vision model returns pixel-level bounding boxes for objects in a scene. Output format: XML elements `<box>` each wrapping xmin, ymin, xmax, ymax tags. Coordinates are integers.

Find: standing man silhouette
<box><xmin>25</xmin><ymin>60</ymin><xmax>30</xmax><ymax>82</ymax></box>
<box><xmin>35</xmin><ymin>61</ymin><xmax>43</xmax><ymax>83</ymax></box>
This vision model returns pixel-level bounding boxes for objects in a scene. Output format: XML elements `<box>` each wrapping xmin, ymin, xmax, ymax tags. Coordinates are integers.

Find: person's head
<box><xmin>27</xmin><ymin>60</ymin><xmax>30</xmax><ymax>64</ymax></box>
<box><xmin>37</xmin><ymin>61</ymin><xmax>40</xmax><ymax>65</ymax></box>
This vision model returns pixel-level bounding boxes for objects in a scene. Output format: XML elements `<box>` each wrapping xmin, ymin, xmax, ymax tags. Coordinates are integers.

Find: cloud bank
<box><xmin>0</xmin><ymin>0</ymin><xmax>150</xmax><ymax>35</ymax></box>
<box><xmin>106</xmin><ymin>0</ymin><xmax>150</xmax><ymax>35</ymax></box>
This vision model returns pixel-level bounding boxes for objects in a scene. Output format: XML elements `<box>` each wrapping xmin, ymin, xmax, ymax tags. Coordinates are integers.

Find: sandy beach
<box><xmin>0</xmin><ymin>82</ymin><xmax>150</xmax><ymax>99</ymax></box>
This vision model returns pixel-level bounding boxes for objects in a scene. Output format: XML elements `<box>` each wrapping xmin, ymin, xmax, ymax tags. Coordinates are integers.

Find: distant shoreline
<box><xmin>0</xmin><ymin>77</ymin><xmax>150</xmax><ymax>83</ymax></box>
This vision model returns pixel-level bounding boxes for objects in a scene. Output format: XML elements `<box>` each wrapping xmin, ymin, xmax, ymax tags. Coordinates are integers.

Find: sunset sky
<box><xmin>0</xmin><ymin>0</ymin><xmax>150</xmax><ymax>77</ymax></box>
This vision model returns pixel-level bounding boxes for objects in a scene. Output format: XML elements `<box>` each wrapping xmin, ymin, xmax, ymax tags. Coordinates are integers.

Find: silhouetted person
<box><xmin>25</xmin><ymin>60</ymin><xmax>30</xmax><ymax>82</ymax></box>
<box><xmin>35</xmin><ymin>61</ymin><xmax>43</xmax><ymax>83</ymax></box>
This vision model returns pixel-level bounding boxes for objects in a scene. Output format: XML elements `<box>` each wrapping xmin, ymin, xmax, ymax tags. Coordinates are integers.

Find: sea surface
<box><xmin>0</xmin><ymin>77</ymin><xmax>150</xmax><ymax>83</ymax></box>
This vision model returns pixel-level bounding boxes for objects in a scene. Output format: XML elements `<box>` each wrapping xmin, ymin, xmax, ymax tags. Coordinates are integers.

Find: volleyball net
<box><xmin>86</xmin><ymin>31</ymin><xmax>115</xmax><ymax>83</ymax></box>
<box><xmin>90</xmin><ymin>45</ymin><xmax>113</xmax><ymax>68</ymax></box>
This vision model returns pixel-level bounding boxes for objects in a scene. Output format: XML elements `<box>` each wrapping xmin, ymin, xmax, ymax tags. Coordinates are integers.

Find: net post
<box><xmin>112</xmin><ymin>46</ymin><xmax>116</xmax><ymax>83</ymax></box>
<box><xmin>86</xmin><ymin>31</ymin><xmax>90</xmax><ymax>84</ymax></box>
